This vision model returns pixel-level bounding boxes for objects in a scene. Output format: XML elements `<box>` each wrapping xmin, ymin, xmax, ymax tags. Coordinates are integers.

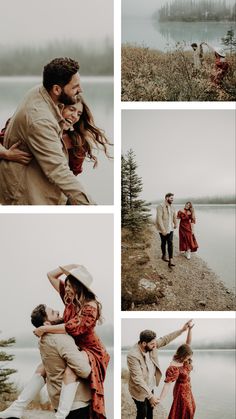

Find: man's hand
<box><xmin>5</xmin><ymin>141</ymin><xmax>32</xmax><ymax>164</ymax></box>
<box><xmin>181</xmin><ymin>320</ymin><xmax>193</xmax><ymax>332</ymax></box>
<box><xmin>149</xmin><ymin>395</ymin><xmax>159</xmax><ymax>408</ymax></box>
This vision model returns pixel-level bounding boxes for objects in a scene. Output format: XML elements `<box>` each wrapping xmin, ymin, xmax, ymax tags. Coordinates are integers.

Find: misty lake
<box><xmin>2</xmin><ymin>347</ymin><xmax>114</xmax><ymax>418</ymax></box>
<box><xmin>122</xmin><ymin>349</ymin><xmax>235</xmax><ymax>419</ymax></box>
<box><xmin>122</xmin><ymin>18</ymin><xmax>234</xmax><ymax>51</ymax></box>
<box><xmin>151</xmin><ymin>205</ymin><xmax>235</xmax><ymax>291</ymax></box>
<box><xmin>0</xmin><ymin>76</ymin><xmax>113</xmax><ymax>204</ymax></box>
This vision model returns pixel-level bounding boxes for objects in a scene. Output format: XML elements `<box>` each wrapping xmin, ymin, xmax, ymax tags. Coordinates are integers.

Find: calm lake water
<box><xmin>122</xmin><ymin>18</ymin><xmax>234</xmax><ymax>51</ymax></box>
<box><xmin>151</xmin><ymin>204</ymin><xmax>236</xmax><ymax>291</ymax></box>
<box><xmin>0</xmin><ymin>76</ymin><xmax>113</xmax><ymax>204</ymax></box>
<box><xmin>122</xmin><ymin>349</ymin><xmax>236</xmax><ymax>419</ymax></box>
<box><xmin>2</xmin><ymin>347</ymin><xmax>114</xmax><ymax>418</ymax></box>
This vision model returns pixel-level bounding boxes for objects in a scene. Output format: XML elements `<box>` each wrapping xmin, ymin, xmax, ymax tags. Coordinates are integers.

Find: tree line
<box><xmin>0</xmin><ymin>40</ymin><xmax>113</xmax><ymax>76</ymax></box>
<box><xmin>154</xmin><ymin>0</ymin><xmax>236</xmax><ymax>22</ymax></box>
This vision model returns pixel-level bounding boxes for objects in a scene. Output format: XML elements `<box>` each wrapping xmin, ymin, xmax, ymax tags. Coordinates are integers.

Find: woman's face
<box><xmin>65</xmin><ymin>279</ymin><xmax>76</xmax><ymax>299</ymax></box>
<box><xmin>185</xmin><ymin>202</ymin><xmax>191</xmax><ymax>210</ymax></box>
<box><xmin>62</xmin><ymin>102</ymin><xmax>83</xmax><ymax>130</ymax></box>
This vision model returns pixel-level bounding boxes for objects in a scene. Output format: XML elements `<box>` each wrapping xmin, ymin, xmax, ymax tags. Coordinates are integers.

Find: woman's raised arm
<box><xmin>47</xmin><ymin>264</ymin><xmax>79</xmax><ymax>291</ymax></box>
<box><xmin>186</xmin><ymin>322</ymin><xmax>194</xmax><ymax>345</ymax></box>
<box><xmin>47</xmin><ymin>267</ymin><xmax>64</xmax><ymax>292</ymax></box>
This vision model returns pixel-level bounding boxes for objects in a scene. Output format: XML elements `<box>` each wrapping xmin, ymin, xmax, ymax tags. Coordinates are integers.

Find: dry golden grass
<box><xmin>122</xmin><ymin>45</ymin><xmax>236</xmax><ymax>101</ymax></box>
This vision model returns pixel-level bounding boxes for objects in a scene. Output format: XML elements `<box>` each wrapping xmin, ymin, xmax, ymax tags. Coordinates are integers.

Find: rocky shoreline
<box><xmin>122</xmin><ymin>225</ymin><xmax>235</xmax><ymax>311</ymax></box>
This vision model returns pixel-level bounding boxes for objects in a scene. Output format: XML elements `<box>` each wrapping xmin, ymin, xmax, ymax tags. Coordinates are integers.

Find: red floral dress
<box><xmin>177</xmin><ymin>210</ymin><xmax>198</xmax><ymax>253</ymax></box>
<box><xmin>59</xmin><ymin>281</ymin><xmax>110</xmax><ymax>419</ymax></box>
<box><xmin>165</xmin><ymin>364</ymin><xmax>196</xmax><ymax>419</ymax></box>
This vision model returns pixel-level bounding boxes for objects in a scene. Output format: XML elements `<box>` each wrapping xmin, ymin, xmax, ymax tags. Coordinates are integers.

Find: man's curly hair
<box><xmin>31</xmin><ymin>304</ymin><xmax>47</xmax><ymax>328</ymax></box>
<box><xmin>43</xmin><ymin>57</ymin><xmax>80</xmax><ymax>91</ymax></box>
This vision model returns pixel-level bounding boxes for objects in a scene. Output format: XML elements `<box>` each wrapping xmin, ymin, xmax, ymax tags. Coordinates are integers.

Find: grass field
<box><xmin>122</xmin><ymin>45</ymin><xmax>236</xmax><ymax>101</ymax></box>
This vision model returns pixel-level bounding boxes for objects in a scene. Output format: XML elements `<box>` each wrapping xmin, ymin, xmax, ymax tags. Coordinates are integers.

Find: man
<box><xmin>0</xmin><ymin>57</ymin><xmax>93</xmax><ymax>205</ymax></box>
<box><xmin>127</xmin><ymin>321</ymin><xmax>192</xmax><ymax>419</ymax></box>
<box><xmin>0</xmin><ymin>304</ymin><xmax>91</xmax><ymax>419</ymax></box>
<box><xmin>155</xmin><ymin>192</ymin><xmax>177</xmax><ymax>268</ymax></box>
<box><xmin>191</xmin><ymin>43</ymin><xmax>203</xmax><ymax>71</ymax></box>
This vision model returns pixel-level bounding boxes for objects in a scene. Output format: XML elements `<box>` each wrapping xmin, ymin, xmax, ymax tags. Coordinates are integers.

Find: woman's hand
<box><xmin>4</xmin><ymin>141</ymin><xmax>32</xmax><ymax>164</ymax></box>
<box><xmin>33</xmin><ymin>326</ymin><xmax>47</xmax><ymax>338</ymax></box>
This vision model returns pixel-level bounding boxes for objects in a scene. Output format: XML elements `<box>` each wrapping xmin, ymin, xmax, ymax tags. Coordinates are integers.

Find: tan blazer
<box><xmin>155</xmin><ymin>202</ymin><xmax>177</xmax><ymax>234</ymax></box>
<box><xmin>0</xmin><ymin>85</ymin><xmax>92</xmax><ymax>205</ymax></box>
<box><xmin>127</xmin><ymin>329</ymin><xmax>182</xmax><ymax>401</ymax></box>
<box><xmin>39</xmin><ymin>333</ymin><xmax>91</xmax><ymax>409</ymax></box>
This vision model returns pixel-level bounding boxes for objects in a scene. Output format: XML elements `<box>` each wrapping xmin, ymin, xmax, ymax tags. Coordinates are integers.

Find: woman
<box><xmin>34</xmin><ymin>264</ymin><xmax>110</xmax><ymax>419</ymax></box>
<box><xmin>62</xmin><ymin>95</ymin><xmax>111</xmax><ymax>176</ymax></box>
<box><xmin>177</xmin><ymin>202</ymin><xmax>198</xmax><ymax>260</ymax></box>
<box><xmin>202</xmin><ymin>43</ymin><xmax>229</xmax><ymax>85</ymax></box>
<box><xmin>159</xmin><ymin>323</ymin><xmax>195</xmax><ymax>419</ymax></box>
<box><xmin>0</xmin><ymin>96</ymin><xmax>111</xmax><ymax>173</ymax></box>
<box><xmin>0</xmin><ymin>264</ymin><xmax>109</xmax><ymax>419</ymax></box>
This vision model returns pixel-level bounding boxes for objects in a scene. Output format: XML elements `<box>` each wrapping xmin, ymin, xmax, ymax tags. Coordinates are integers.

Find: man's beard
<box><xmin>50</xmin><ymin>318</ymin><xmax>64</xmax><ymax>325</ymax></box>
<box><xmin>58</xmin><ymin>89</ymin><xmax>76</xmax><ymax>105</ymax></box>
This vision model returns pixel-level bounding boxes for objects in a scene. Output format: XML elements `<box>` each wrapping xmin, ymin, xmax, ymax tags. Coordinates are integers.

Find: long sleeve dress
<box><xmin>165</xmin><ymin>364</ymin><xmax>196</xmax><ymax>419</ymax></box>
<box><xmin>60</xmin><ymin>281</ymin><xmax>110</xmax><ymax>419</ymax></box>
<box><xmin>177</xmin><ymin>210</ymin><xmax>198</xmax><ymax>253</ymax></box>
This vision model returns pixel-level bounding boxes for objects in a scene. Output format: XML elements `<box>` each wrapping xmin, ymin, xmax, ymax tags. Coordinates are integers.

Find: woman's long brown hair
<box><xmin>64</xmin><ymin>275</ymin><xmax>102</xmax><ymax>323</ymax></box>
<box><xmin>173</xmin><ymin>343</ymin><xmax>193</xmax><ymax>363</ymax></box>
<box><xmin>67</xmin><ymin>95</ymin><xmax>112</xmax><ymax>167</ymax></box>
<box><xmin>185</xmin><ymin>201</ymin><xmax>196</xmax><ymax>223</ymax></box>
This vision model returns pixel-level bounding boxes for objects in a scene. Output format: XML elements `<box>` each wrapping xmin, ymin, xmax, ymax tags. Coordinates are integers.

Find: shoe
<box><xmin>186</xmin><ymin>250</ymin><xmax>191</xmax><ymax>260</ymax></box>
<box><xmin>162</xmin><ymin>255</ymin><xmax>169</xmax><ymax>262</ymax></box>
<box><xmin>168</xmin><ymin>259</ymin><xmax>175</xmax><ymax>267</ymax></box>
<box><xmin>0</xmin><ymin>374</ymin><xmax>45</xmax><ymax>418</ymax></box>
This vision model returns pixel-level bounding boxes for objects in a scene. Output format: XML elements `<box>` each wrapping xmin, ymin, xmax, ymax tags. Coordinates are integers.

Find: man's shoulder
<box><xmin>40</xmin><ymin>333</ymin><xmax>74</xmax><ymax>347</ymax></box>
<box><xmin>127</xmin><ymin>343</ymin><xmax>141</xmax><ymax>360</ymax></box>
<box><xmin>19</xmin><ymin>85</ymin><xmax>58</xmax><ymax>124</ymax></box>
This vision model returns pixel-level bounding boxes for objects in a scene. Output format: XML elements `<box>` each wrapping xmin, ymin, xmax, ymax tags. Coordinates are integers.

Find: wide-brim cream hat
<box><xmin>59</xmin><ymin>265</ymin><xmax>94</xmax><ymax>293</ymax></box>
<box><xmin>214</xmin><ymin>47</ymin><xmax>226</xmax><ymax>57</ymax></box>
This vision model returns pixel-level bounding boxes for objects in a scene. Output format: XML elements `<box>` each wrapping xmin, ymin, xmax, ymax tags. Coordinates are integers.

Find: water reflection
<box><xmin>122</xmin><ymin>18</ymin><xmax>234</xmax><ymax>50</ymax></box>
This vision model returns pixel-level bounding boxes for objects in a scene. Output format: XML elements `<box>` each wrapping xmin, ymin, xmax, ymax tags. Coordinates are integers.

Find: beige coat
<box><xmin>0</xmin><ymin>85</ymin><xmax>92</xmax><ymax>205</ymax></box>
<box><xmin>127</xmin><ymin>329</ymin><xmax>182</xmax><ymax>401</ymax></box>
<box><xmin>155</xmin><ymin>202</ymin><xmax>177</xmax><ymax>234</ymax></box>
<box><xmin>39</xmin><ymin>333</ymin><xmax>91</xmax><ymax>409</ymax></box>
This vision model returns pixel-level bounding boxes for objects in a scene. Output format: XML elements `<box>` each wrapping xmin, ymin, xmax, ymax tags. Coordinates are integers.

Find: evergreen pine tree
<box><xmin>121</xmin><ymin>149</ymin><xmax>151</xmax><ymax>232</ymax></box>
<box><xmin>221</xmin><ymin>28</ymin><xmax>236</xmax><ymax>53</ymax></box>
<box><xmin>0</xmin><ymin>336</ymin><xmax>17</xmax><ymax>397</ymax></box>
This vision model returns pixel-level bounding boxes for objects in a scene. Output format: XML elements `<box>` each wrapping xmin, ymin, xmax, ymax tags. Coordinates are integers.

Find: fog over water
<box><xmin>122</xmin><ymin>110</ymin><xmax>235</xmax><ymax>201</ymax></box>
<box><xmin>122</xmin><ymin>0</ymin><xmax>236</xmax><ymax>18</ymax></box>
<box><xmin>0</xmin><ymin>0</ymin><xmax>113</xmax><ymax>47</ymax></box>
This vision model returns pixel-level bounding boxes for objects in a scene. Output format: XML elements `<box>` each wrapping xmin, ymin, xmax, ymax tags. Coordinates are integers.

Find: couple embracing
<box><xmin>0</xmin><ymin>264</ymin><xmax>110</xmax><ymax>419</ymax></box>
<box><xmin>0</xmin><ymin>57</ymin><xmax>111</xmax><ymax>205</ymax></box>
<box><xmin>156</xmin><ymin>193</ymin><xmax>199</xmax><ymax>268</ymax></box>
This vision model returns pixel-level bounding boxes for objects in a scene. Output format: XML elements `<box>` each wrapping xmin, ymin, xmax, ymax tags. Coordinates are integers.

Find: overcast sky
<box><xmin>122</xmin><ymin>110</ymin><xmax>235</xmax><ymax>201</ymax></box>
<box><xmin>122</xmin><ymin>0</ymin><xmax>235</xmax><ymax>17</ymax></box>
<box><xmin>122</xmin><ymin>318</ymin><xmax>235</xmax><ymax>347</ymax></box>
<box><xmin>0</xmin><ymin>0</ymin><xmax>113</xmax><ymax>48</ymax></box>
<box><xmin>0</xmin><ymin>214</ymin><xmax>113</xmax><ymax>338</ymax></box>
